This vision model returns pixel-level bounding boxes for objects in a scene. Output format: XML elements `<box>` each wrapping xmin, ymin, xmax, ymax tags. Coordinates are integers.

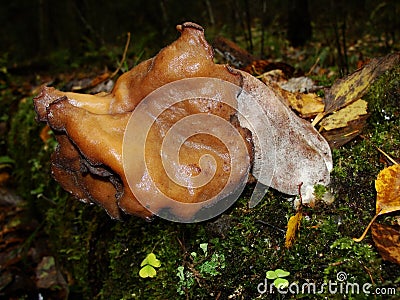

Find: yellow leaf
<box><xmin>376</xmin><ymin>164</ymin><xmax>400</xmax><ymax>215</ymax></box>
<box><xmin>354</xmin><ymin>164</ymin><xmax>400</xmax><ymax>242</ymax></box>
<box><xmin>271</xmin><ymin>83</ymin><xmax>324</xmax><ymax>118</ymax></box>
<box><xmin>319</xmin><ymin>99</ymin><xmax>368</xmax><ymax>131</ymax></box>
<box><xmin>323</xmin><ymin>53</ymin><xmax>400</xmax><ymax>115</ymax></box>
<box><xmin>285</xmin><ymin>211</ymin><xmax>302</xmax><ymax>249</ymax></box>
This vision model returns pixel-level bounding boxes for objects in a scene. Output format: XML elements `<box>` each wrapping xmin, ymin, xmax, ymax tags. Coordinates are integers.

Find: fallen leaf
<box><xmin>319</xmin><ymin>99</ymin><xmax>368</xmax><ymax>131</ymax></box>
<box><xmin>285</xmin><ymin>211</ymin><xmax>302</xmax><ymax>248</ymax></box>
<box><xmin>371</xmin><ymin>222</ymin><xmax>400</xmax><ymax>265</ymax></box>
<box><xmin>324</xmin><ymin>52</ymin><xmax>400</xmax><ymax>115</ymax></box>
<box><xmin>320</xmin><ymin>114</ymin><xmax>369</xmax><ymax>148</ymax></box>
<box><xmin>243</xmin><ymin>59</ymin><xmax>295</xmax><ymax>79</ymax></box>
<box><xmin>376</xmin><ymin>164</ymin><xmax>400</xmax><ymax>215</ymax></box>
<box><xmin>354</xmin><ymin>164</ymin><xmax>400</xmax><ymax>242</ymax></box>
<box><xmin>313</xmin><ymin>52</ymin><xmax>400</xmax><ymax>125</ymax></box>
<box><xmin>279</xmin><ymin>76</ymin><xmax>317</xmax><ymax>93</ymax></box>
<box><xmin>272</xmin><ymin>83</ymin><xmax>324</xmax><ymax>118</ymax></box>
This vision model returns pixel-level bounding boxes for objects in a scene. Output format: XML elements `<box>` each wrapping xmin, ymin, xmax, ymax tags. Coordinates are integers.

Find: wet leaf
<box><xmin>324</xmin><ymin>52</ymin><xmax>400</xmax><ymax>115</ymax></box>
<box><xmin>371</xmin><ymin>223</ymin><xmax>400</xmax><ymax>265</ymax></box>
<box><xmin>319</xmin><ymin>99</ymin><xmax>368</xmax><ymax>131</ymax></box>
<box><xmin>375</xmin><ymin>164</ymin><xmax>400</xmax><ymax>215</ymax></box>
<box><xmin>354</xmin><ymin>164</ymin><xmax>400</xmax><ymax>242</ymax></box>
<box><xmin>285</xmin><ymin>211</ymin><xmax>302</xmax><ymax>248</ymax></box>
<box><xmin>321</xmin><ymin>114</ymin><xmax>369</xmax><ymax>149</ymax></box>
<box><xmin>313</xmin><ymin>52</ymin><xmax>400</xmax><ymax>126</ymax></box>
<box><xmin>273</xmin><ymin>84</ymin><xmax>324</xmax><ymax>118</ymax></box>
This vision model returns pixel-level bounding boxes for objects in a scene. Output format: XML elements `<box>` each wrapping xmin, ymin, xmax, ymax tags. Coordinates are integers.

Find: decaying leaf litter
<box><xmin>1</xmin><ymin>21</ymin><xmax>400</xmax><ymax>299</ymax></box>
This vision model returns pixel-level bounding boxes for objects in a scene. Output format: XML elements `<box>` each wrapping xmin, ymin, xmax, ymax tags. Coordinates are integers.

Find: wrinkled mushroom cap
<box><xmin>33</xmin><ymin>22</ymin><xmax>332</xmax><ymax>221</ymax></box>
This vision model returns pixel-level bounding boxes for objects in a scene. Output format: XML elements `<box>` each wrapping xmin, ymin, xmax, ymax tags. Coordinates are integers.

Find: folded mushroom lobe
<box><xmin>50</xmin><ymin>132</ymin><xmax>123</xmax><ymax>219</ymax></box>
<box><xmin>33</xmin><ymin>21</ymin><xmax>332</xmax><ymax>220</ymax></box>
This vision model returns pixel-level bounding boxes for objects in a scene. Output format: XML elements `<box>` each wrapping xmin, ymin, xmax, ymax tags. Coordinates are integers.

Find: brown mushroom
<box><xmin>33</xmin><ymin>22</ymin><xmax>332</xmax><ymax>221</ymax></box>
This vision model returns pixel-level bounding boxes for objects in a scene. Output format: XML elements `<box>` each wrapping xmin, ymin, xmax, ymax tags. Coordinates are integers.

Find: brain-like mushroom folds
<box><xmin>33</xmin><ymin>22</ymin><xmax>332</xmax><ymax>221</ymax></box>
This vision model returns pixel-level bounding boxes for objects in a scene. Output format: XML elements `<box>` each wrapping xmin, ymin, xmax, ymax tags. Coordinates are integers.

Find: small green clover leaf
<box><xmin>140</xmin><ymin>253</ymin><xmax>161</xmax><ymax>268</ymax></box>
<box><xmin>274</xmin><ymin>277</ymin><xmax>289</xmax><ymax>289</ymax></box>
<box><xmin>266</xmin><ymin>269</ymin><xmax>290</xmax><ymax>289</ymax></box>
<box><xmin>139</xmin><ymin>265</ymin><xmax>157</xmax><ymax>278</ymax></box>
<box><xmin>139</xmin><ymin>253</ymin><xmax>161</xmax><ymax>278</ymax></box>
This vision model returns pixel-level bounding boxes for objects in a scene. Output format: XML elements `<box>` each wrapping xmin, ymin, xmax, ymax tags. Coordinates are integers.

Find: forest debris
<box><xmin>375</xmin><ymin>164</ymin><xmax>400</xmax><ymax>215</ymax></box>
<box><xmin>243</xmin><ymin>60</ymin><xmax>295</xmax><ymax>79</ymax></box>
<box><xmin>67</xmin><ymin>32</ymin><xmax>131</xmax><ymax>93</ymax></box>
<box><xmin>319</xmin><ymin>99</ymin><xmax>368</xmax><ymax>131</ymax></box>
<box><xmin>0</xmin><ymin>194</ymin><xmax>69</xmax><ymax>298</ymax></box>
<box><xmin>313</xmin><ymin>52</ymin><xmax>400</xmax><ymax>126</ymax></box>
<box><xmin>36</xmin><ymin>256</ymin><xmax>69</xmax><ymax>296</ymax></box>
<box><xmin>271</xmin><ymin>83</ymin><xmax>324</xmax><ymax>118</ymax></box>
<box><xmin>279</xmin><ymin>76</ymin><xmax>317</xmax><ymax>93</ymax></box>
<box><xmin>354</xmin><ymin>164</ymin><xmax>400</xmax><ymax>242</ymax></box>
<box><xmin>320</xmin><ymin>115</ymin><xmax>369</xmax><ymax>148</ymax></box>
<box><xmin>371</xmin><ymin>223</ymin><xmax>400</xmax><ymax>265</ymax></box>
<box><xmin>213</xmin><ymin>36</ymin><xmax>256</xmax><ymax>68</ymax></box>
<box><xmin>285</xmin><ymin>211</ymin><xmax>302</xmax><ymax>249</ymax></box>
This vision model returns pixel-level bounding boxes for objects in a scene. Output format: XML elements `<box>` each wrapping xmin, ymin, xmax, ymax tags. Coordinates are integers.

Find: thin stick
<box><xmin>376</xmin><ymin>146</ymin><xmax>398</xmax><ymax>165</ymax></box>
<box><xmin>111</xmin><ymin>32</ymin><xmax>131</xmax><ymax>78</ymax></box>
<box><xmin>306</xmin><ymin>56</ymin><xmax>320</xmax><ymax>76</ymax></box>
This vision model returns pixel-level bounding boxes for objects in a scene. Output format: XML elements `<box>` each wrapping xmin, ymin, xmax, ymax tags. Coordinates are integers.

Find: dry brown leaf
<box><xmin>354</xmin><ymin>164</ymin><xmax>400</xmax><ymax>242</ymax></box>
<box><xmin>285</xmin><ymin>211</ymin><xmax>302</xmax><ymax>249</ymax></box>
<box><xmin>371</xmin><ymin>222</ymin><xmax>400</xmax><ymax>265</ymax></box>
<box><xmin>321</xmin><ymin>114</ymin><xmax>369</xmax><ymax>149</ymax></box>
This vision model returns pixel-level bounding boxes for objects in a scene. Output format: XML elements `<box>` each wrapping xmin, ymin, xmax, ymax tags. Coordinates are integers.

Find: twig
<box><xmin>297</xmin><ymin>182</ymin><xmax>303</xmax><ymax>207</ymax></box>
<box><xmin>110</xmin><ymin>32</ymin><xmax>131</xmax><ymax>78</ymax></box>
<box><xmin>376</xmin><ymin>146</ymin><xmax>398</xmax><ymax>165</ymax></box>
<box><xmin>360</xmin><ymin>135</ymin><xmax>398</xmax><ymax>165</ymax></box>
<box><xmin>306</xmin><ymin>56</ymin><xmax>320</xmax><ymax>76</ymax></box>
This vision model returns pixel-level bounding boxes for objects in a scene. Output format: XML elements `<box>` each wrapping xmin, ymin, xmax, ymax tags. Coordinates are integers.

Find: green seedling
<box><xmin>266</xmin><ymin>269</ymin><xmax>290</xmax><ymax>289</ymax></box>
<box><xmin>139</xmin><ymin>253</ymin><xmax>161</xmax><ymax>278</ymax></box>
